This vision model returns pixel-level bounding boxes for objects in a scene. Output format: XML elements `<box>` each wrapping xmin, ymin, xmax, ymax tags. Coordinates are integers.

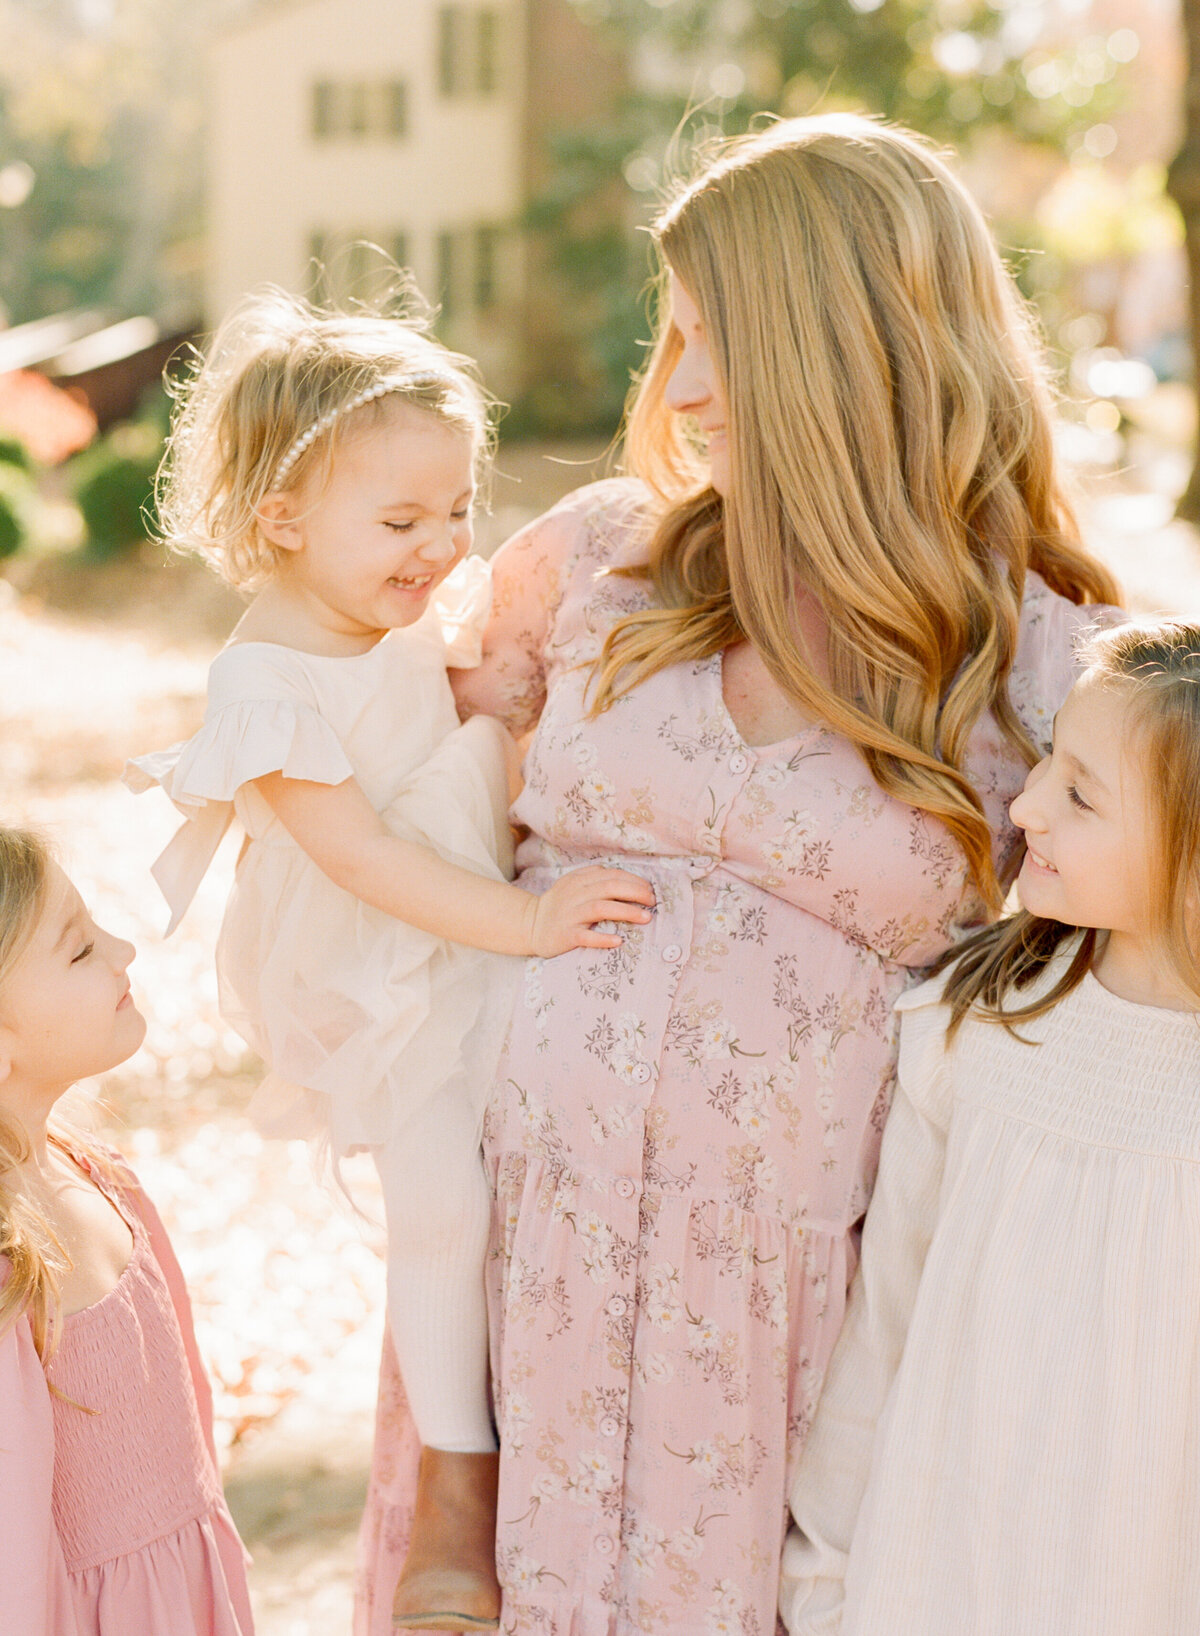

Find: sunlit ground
<box><xmin>2</xmin><ymin>432</ymin><xmax>1199</xmax><ymax>1632</ymax></box>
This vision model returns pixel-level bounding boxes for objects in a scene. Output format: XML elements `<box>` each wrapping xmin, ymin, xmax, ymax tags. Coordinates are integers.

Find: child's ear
<box><xmin>256</xmin><ymin>492</ymin><xmax>305</xmax><ymax>553</ymax></box>
<box><xmin>0</xmin><ymin>1029</ymin><xmax>14</xmax><ymax>1088</ymax></box>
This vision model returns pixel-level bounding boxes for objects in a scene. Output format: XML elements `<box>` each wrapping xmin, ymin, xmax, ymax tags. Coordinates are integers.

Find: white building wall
<box><xmin>207</xmin><ymin>0</ymin><xmax>525</xmax><ymax>379</ymax></box>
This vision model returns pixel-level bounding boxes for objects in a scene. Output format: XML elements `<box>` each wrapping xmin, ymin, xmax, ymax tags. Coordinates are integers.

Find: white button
<box><xmin>729</xmin><ymin>751</ymin><xmax>750</xmax><ymax>774</ymax></box>
<box><xmin>600</xmin><ymin>1415</ymin><xmax>621</xmax><ymax>1438</ymax></box>
<box><xmin>662</xmin><ymin>943</ymin><xmax>682</xmax><ymax>963</ymax></box>
<box><xmin>614</xmin><ymin>1177</ymin><xmax>636</xmax><ymax>1199</ymax></box>
<box><xmin>595</xmin><ymin>1534</ymin><xmax>616</xmax><ymax>1558</ymax></box>
<box><xmin>632</xmin><ymin>1063</ymin><xmax>652</xmax><ymax>1084</ymax></box>
<box><xmin>606</xmin><ymin>1295</ymin><xmax>628</xmax><ymax>1317</ymax></box>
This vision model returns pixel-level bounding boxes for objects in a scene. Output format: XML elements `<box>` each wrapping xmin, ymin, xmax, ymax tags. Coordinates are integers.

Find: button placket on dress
<box><xmin>582</xmin><ymin>759</ymin><xmax>756</xmax><ymax>1617</ymax></box>
<box><xmin>581</xmin><ymin>861</ymin><xmax>700</xmax><ymax>1613</ymax></box>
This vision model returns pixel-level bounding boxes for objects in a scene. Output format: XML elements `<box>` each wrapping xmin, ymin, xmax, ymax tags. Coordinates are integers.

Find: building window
<box><xmin>437</xmin><ymin>8</ymin><xmax>461</xmax><ymax>96</ymax></box>
<box><xmin>385</xmin><ymin>81</ymin><xmax>408</xmax><ymax>137</ymax></box>
<box><xmin>474</xmin><ymin>225</ymin><xmax>499</xmax><ymax>311</ymax></box>
<box><xmin>312</xmin><ymin>81</ymin><xmax>337</xmax><ymax>138</ymax></box>
<box><xmin>346</xmin><ymin>82</ymin><xmax>369</xmax><ymax>138</ymax></box>
<box><xmin>308</xmin><ymin>229</ymin><xmax>335</xmax><ymax>280</ymax></box>
<box><xmin>477</xmin><ymin>10</ymin><xmax>498</xmax><ymax>93</ymax></box>
<box><xmin>309</xmin><ymin>230</ymin><xmax>411</xmax><ymax>302</ymax></box>
<box><xmin>310</xmin><ymin>79</ymin><xmax>409</xmax><ymax>141</ymax></box>
<box><xmin>437</xmin><ymin>230</ymin><xmax>457</xmax><ymax>321</ymax></box>
<box><xmin>437</xmin><ymin>6</ymin><xmax>500</xmax><ymax>97</ymax></box>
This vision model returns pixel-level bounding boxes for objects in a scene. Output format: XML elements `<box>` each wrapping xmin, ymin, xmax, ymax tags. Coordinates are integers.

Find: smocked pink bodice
<box><xmin>47</xmin><ymin>1204</ymin><xmax>223</xmax><ymax>1573</ymax></box>
<box><xmin>0</xmin><ymin>1160</ymin><xmax>253</xmax><ymax>1635</ymax></box>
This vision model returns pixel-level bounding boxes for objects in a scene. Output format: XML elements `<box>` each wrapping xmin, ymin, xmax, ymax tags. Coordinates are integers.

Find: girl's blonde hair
<box><xmin>158</xmin><ymin>281</ymin><xmax>493</xmax><ymax>590</ymax></box>
<box><xmin>941</xmin><ymin>620</ymin><xmax>1200</xmax><ymax>1035</ymax></box>
<box><xmin>0</xmin><ymin>828</ymin><xmax>100</xmax><ymax>1364</ymax></box>
<box><xmin>593</xmin><ymin>113</ymin><xmax>1119</xmax><ymax>912</ymax></box>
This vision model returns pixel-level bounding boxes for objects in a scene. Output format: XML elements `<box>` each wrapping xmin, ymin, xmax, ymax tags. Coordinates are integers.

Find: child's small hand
<box><xmin>528</xmin><ymin>866</ymin><xmax>656</xmax><ymax>957</ymax></box>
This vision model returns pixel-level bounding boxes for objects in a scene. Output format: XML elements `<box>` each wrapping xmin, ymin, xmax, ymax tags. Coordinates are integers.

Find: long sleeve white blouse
<box><xmin>781</xmin><ymin>953</ymin><xmax>1200</xmax><ymax>1636</ymax></box>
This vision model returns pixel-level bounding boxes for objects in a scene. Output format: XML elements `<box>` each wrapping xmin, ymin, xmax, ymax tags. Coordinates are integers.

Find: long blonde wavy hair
<box><xmin>0</xmin><ymin>827</ymin><xmax>110</xmax><ymax>1368</ymax></box>
<box><xmin>592</xmin><ymin>114</ymin><xmax>1119</xmax><ymax>911</ymax></box>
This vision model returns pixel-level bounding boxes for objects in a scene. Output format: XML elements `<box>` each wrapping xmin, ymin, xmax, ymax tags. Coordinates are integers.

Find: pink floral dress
<box><xmin>359</xmin><ymin>479</ymin><xmax>1107</xmax><ymax>1636</ymax></box>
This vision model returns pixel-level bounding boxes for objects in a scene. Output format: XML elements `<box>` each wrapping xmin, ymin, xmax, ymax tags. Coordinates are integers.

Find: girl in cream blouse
<box><xmin>783</xmin><ymin>619</ymin><xmax>1200</xmax><ymax>1636</ymax></box>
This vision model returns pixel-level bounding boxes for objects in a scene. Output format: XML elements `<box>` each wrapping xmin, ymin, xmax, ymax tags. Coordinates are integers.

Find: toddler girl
<box><xmin>0</xmin><ymin>826</ymin><xmax>253</xmax><ymax>1634</ymax></box>
<box><xmin>783</xmin><ymin>618</ymin><xmax>1200</xmax><ymax>1636</ymax></box>
<box><xmin>127</xmin><ymin>287</ymin><xmax>654</xmax><ymax>1630</ymax></box>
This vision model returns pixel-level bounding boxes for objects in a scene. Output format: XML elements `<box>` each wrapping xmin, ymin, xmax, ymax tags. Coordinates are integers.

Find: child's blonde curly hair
<box><xmin>158</xmin><ymin>281</ymin><xmax>493</xmax><ymax>591</ymax></box>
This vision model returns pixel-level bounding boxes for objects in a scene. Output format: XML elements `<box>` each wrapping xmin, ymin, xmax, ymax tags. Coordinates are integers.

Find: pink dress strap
<box><xmin>1</xmin><ymin>1150</ymin><xmax>252</xmax><ymax>1635</ymax></box>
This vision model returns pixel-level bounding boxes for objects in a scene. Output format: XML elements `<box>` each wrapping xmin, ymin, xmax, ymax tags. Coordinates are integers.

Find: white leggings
<box><xmin>372</xmin><ymin>1072</ymin><xmax>496</xmax><ymax>1453</ymax></box>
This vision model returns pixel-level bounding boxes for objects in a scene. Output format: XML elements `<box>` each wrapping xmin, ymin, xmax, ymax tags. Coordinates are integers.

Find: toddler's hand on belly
<box><xmin>527</xmin><ymin>866</ymin><xmax>656</xmax><ymax>957</ymax></box>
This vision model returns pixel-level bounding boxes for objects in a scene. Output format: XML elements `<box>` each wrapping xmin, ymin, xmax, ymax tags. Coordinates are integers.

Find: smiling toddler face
<box><xmin>276</xmin><ymin>400</ymin><xmax>476</xmax><ymax>644</ymax></box>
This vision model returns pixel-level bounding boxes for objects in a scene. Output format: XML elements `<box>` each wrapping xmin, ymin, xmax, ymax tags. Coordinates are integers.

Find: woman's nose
<box><xmin>665</xmin><ymin>349</ymin><xmax>710</xmax><ymax>416</ymax></box>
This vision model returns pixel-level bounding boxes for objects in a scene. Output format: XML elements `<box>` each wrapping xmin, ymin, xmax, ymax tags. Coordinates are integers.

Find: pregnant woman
<box><xmin>360</xmin><ymin>113</ymin><xmax>1120</xmax><ymax>1636</ymax></box>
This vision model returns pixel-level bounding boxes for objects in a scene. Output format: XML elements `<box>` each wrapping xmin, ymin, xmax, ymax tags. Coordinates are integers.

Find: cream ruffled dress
<box><xmin>127</xmin><ymin>556</ymin><xmax>518</xmax><ymax>1155</ymax></box>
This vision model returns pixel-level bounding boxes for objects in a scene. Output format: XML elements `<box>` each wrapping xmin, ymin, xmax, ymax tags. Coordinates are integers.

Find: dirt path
<box><xmin>2</xmin><ymin>443</ymin><xmax>1199</xmax><ymax>1634</ymax></box>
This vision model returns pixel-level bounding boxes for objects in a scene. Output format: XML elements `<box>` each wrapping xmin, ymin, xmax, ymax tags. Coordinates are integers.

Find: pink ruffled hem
<box><xmin>67</xmin><ymin>1505</ymin><xmax>253</xmax><ymax>1636</ymax></box>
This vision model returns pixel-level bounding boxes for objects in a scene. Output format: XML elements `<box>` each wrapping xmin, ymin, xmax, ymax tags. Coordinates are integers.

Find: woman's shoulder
<box><xmin>482</xmin><ymin>477</ymin><xmax>657</xmax><ymax>657</ymax></box>
<box><xmin>515</xmin><ymin>476</ymin><xmax>656</xmax><ymax>575</ymax></box>
<box><xmin>1009</xmin><ymin>572</ymin><xmax>1125</xmax><ymax>750</ymax></box>
<box><xmin>542</xmin><ymin>474</ymin><xmax>654</xmax><ymax>530</ymax></box>
<box><xmin>1015</xmin><ymin>570</ymin><xmax>1125</xmax><ymax>661</ymax></box>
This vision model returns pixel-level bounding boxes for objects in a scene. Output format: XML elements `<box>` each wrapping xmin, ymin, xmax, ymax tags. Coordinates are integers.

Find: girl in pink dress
<box><xmin>358</xmin><ymin>116</ymin><xmax>1123</xmax><ymax>1635</ymax></box>
<box><xmin>0</xmin><ymin>825</ymin><xmax>253</xmax><ymax>1636</ymax></box>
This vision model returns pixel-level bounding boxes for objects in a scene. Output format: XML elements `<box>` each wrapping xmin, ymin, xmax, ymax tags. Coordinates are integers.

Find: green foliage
<box><xmin>0</xmin><ymin>0</ymin><xmax>208</xmax><ymax>326</ymax></box>
<box><xmin>0</xmin><ymin>462</ymin><xmax>32</xmax><ymax>559</ymax></box>
<box><xmin>0</xmin><ymin>434</ymin><xmax>33</xmax><ymax>472</ymax></box>
<box><xmin>585</xmin><ymin>0</ymin><xmax>1121</xmax><ymax>148</ymax></box>
<box><xmin>513</xmin><ymin>0</ymin><xmax>1132</xmax><ymax>433</ymax></box>
<box><xmin>72</xmin><ymin>421</ymin><xmax>163</xmax><ymax>560</ymax></box>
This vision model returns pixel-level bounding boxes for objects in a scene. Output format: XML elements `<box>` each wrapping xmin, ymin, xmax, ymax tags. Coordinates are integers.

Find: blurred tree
<box><xmin>0</xmin><ymin>0</ymin><xmax>211</xmax><ymax>326</ymax></box>
<box><xmin>1169</xmin><ymin>0</ymin><xmax>1200</xmax><ymax>521</ymax></box>
<box><xmin>522</xmin><ymin>0</ymin><xmax>1129</xmax><ymax>432</ymax></box>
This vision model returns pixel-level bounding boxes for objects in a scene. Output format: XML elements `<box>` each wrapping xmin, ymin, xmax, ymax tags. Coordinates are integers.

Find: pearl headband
<box><xmin>271</xmin><ymin>371</ymin><xmax>445</xmax><ymax>489</ymax></box>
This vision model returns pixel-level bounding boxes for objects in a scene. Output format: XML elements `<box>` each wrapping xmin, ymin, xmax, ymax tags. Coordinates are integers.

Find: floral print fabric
<box><xmin>448</xmin><ymin>479</ymin><xmax>1100</xmax><ymax>1636</ymax></box>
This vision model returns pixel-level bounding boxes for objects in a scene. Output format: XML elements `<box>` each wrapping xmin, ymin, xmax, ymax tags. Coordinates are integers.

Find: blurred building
<box><xmin>208</xmin><ymin>0</ymin><xmax>623</xmax><ymax>399</ymax></box>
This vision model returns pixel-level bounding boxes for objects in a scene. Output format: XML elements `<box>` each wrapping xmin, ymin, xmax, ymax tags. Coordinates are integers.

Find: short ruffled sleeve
<box><xmin>452</xmin><ymin>478</ymin><xmax>652</xmax><ymax>736</ymax></box>
<box><xmin>429</xmin><ymin>553</ymin><xmax>493</xmax><ymax>668</ymax></box>
<box><xmin>124</xmin><ymin>645</ymin><xmax>355</xmax><ymax>935</ymax></box>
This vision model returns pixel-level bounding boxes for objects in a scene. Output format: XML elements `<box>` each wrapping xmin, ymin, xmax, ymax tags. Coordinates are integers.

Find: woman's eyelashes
<box><xmin>72</xmin><ymin>940</ymin><xmax>95</xmax><ymax>963</ymax></box>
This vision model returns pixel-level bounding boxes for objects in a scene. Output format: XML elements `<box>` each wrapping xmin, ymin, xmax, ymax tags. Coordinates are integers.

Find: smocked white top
<box><xmin>783</xmin><ymin>948</ymin><xmax>1200</xmax><ymax>1636</ymax></box>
